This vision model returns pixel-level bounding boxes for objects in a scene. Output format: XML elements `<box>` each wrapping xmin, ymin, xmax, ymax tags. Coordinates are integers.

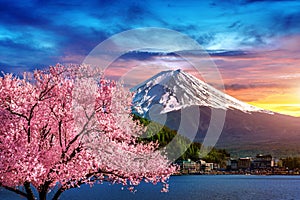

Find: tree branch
<box><xmin>0</xmin><ymin>184</ymin><xmax>28</xmax><ymax>198</ymax></box>
<box><xmin>62</xmin><ymin>111</ymin><xmax>96</xmax><ymax>158</ymax></box>
<box><xmin>58</xmin><ymin>120</ymin><xmax>63</xmax><ymax>148</ymax></box>
<box><xmin>51</xmin><ymin>170</ymin><xmax>106</xmax><ymax>200</ymax></box>
<box><xmin>52</xmin><ymin>187</ymin><xmax>64</xmax><ymax>200</ymax></box>
<box><xmin>27</xmin><ymin>102</ymin><xmax>38</xmax><ymax>143</ymax></box>
<box><xmin>39</xmin><ymin>85</ymin><xmax>56</xmax><ymax>101</ymax></box>
<box><xmin>6</xmin><ymin>107</ymin><xmax>29</xmax><ymax>121</ymax></box>
<box><xmin>51</xmin><ymin>168</ymin><xmax>129</xmax><ymax>200</ymax></box>
<box><xmin>24</xmin><ymin>181</ymin><xmax>35</xmax><ymax>200</ymax></box>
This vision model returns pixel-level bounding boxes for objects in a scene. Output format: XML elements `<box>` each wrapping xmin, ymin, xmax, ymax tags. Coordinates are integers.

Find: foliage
<box><xmin>133</xmin><ymin>115</ymin><xmax>229</xmax><ymax>165</ymax></box>
<box><xmin>133</xmin><ymin>115</ymin><xmax>191</xmax><ymax>161</ymax></box>
<box><xmin>0</xmin><ymin>65</ymin><xmax>176</xmax><ymax>200</ymax></box>
<box><xmin>281</xmin><ymin>157</ymin><xmax>300</xmax><ymax>169</ymax></box>
<box><xmin>202</xmin><ymin>148</ymin><xmax>230</xmax><ymax>168</ymax></box>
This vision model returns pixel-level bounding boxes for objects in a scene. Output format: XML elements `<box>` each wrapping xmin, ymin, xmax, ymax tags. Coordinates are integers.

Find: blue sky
<box><xmin>1</xmin><ymin>0</ymin><xmax>300</xmax><ymax>116</ymax></box>
<box><xmin>1</xmin><ymin>0</ymin><xmax>299</xmax><ymax>71</ymax></box>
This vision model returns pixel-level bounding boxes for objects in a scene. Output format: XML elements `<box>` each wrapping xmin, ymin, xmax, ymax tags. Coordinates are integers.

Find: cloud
<box><xmin>225</xmin><ymin>83</ymin><xmax>280</xmax><ymax>91</ymax></box>
<box><xmin>0</xmin><ymin>1</ymin><xmax>51</xmax><ymax>27</ymax></box>
<box><xmin>269</xmin><ymin>11</ymin><xmax>300</xmax><ymax>35</ymax></box>
<box><xmin>118</xmin><ymin>52</ymin><xmax>160</xmax><ymax>61</ymax></box>
<box><xmin>209</xmin><ymin>50</ymin><xmax>249</xmax><ymax>57</ymax></box>
<box><xmin>0</xmin><ymin>0</ymin><xmax>300</xmax><ymax>73</ymax></box>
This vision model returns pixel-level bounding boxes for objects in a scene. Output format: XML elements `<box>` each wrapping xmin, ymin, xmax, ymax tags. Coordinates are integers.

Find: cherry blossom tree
<box><xmin>0</xmin><ymin>65</ymin><xmax>177</xmax><ymax>200</ymax></box>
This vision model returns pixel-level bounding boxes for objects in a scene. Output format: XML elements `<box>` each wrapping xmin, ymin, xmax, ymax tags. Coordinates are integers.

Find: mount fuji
<box><xmin>131</xmin><ymin>69</ymin><xmax>300</xmax><ymax>157</ymax></box>
<box><xmin>131</xmin><ymin>69</ymin><xmax>270</xmax><ymax>116</ymax></box>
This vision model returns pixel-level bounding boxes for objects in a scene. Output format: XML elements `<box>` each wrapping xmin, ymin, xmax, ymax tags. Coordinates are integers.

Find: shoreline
<box><xmin>173</xmin><ymin>170</ymin><xmax>300</xmax><ymax>176</ymax></box>
<box><xmin>172</xmin><ymin>173</ymin><xmax>300</xmax><ymax>176</ymax></box>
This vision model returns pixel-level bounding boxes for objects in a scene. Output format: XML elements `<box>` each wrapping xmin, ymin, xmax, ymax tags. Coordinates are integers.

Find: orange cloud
<box><xmin>92</xmin><ymin>35</ymin><xmax>300</xmax><ymax>117</ymax></box>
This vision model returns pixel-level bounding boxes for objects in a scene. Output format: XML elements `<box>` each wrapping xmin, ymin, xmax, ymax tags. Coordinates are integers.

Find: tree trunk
<box><xmin>38</xmin><ymin>181</ymin><xmax>52</xmax><ymax>200</ymax></box>
<box><xmin>39</xmin><ymin>190</ymin><xmax>47</xmax><ymax>200</ymax></box>
<box><xmin>52</xmin><ymin>188</ymin><xmax>64</xmax><ymax>200</ymax></box>
<box><xmin>24</xmin><ymin>181</ymin><xmax>35</xmax><ymax>200</ymax></box>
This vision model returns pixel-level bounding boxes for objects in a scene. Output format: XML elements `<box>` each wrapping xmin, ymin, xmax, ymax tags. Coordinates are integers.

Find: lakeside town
<box><xmin>176</xmin><ymin>154</ymin><xmax>300</xmax><ymax>175</ymax></box>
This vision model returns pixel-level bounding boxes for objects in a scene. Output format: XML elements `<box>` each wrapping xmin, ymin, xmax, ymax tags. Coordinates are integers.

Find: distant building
<box><xmin>238</xmin><ymin>157</ymin><xmax>252</xmax><ymax>170</ymax></box>
<box><xmin>213</xmin><ymin>163</ymin><xmax>220</xmax><ymax>170</ymax></box>
<box><xmin>205</xmin><ymin>163</ymin><xmax>214</xmax><ymax>172</ymax></box>
<box><xmin>253</xmin><ymin>154</ymin><xmax>273</xmax><ymax>169</ymax></box>
<box><xmin>226</xmin><ymin>159</ymin><xmax>231</xmax><ymax>168</ymax></box>
<box><xmin>230</xmin><ymin>159</ymin><xmax>238</xmax><ymax>170</ymax></box>
<box><xmin>197</xmin><ymin>160</ymin><xmax>207</xmax><ymax>172</ymax></box>
<box><xmin>198</xmin><ymin>159</ymin><xmax>206</xmax><ymax>166</ymax></box>
<box><xmin>177</xmin><ymin>159</ymin><xmax>200</xmax><ymax>174</ymax></box>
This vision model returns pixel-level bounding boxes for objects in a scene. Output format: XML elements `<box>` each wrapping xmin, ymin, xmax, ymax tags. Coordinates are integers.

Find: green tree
<box><xmin>133</xmin><ymin>115</ymin><xmax>230</xmax><ymax>165</ymax></box>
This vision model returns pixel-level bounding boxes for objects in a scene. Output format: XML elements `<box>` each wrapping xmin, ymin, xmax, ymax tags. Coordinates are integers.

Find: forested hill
<box><xmin>133</xmin><ymin>115</ymin><xmax>230</xmax><ymax>167</ymax></box>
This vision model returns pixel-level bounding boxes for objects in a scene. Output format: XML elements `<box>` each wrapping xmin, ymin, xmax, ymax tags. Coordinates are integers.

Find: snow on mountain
<box><xmin>131</xmin><ymin>69</ymin><xmax>272</xmax><ymax>117</ymax></box>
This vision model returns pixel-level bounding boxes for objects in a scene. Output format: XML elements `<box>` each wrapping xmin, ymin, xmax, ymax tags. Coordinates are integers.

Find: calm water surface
<box><xmin>1</xmin><ymin>175</ymin><xmax>300</xmax><ymax>200</ymax></box>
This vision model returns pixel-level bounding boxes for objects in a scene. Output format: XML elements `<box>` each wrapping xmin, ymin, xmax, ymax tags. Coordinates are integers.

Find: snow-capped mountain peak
<box><xmin>131</xmin><ymin>69</ymin><xmax>271</xmax><ymax>117</ymax></box>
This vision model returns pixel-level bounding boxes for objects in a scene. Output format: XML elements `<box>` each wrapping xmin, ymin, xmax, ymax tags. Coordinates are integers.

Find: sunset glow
<box><xmin>0</xmin><ymin>1</ymin><xmax>299</xmax><ymax>117</ymax></box>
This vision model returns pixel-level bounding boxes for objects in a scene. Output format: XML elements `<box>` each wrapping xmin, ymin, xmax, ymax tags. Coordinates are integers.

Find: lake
<box><xmin>1</xmin><ymin>175</ymin><xmax>300</xmax><ymax>200</ymax></box>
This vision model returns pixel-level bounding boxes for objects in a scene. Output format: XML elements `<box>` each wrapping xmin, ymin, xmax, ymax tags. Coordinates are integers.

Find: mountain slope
<box><xmin>131</xmin><ymin>70</ymin><xmax>300</xmax><ymax>157</ymax></box>
<box><xmin>163</xmin><ymin>106</ymin><xmax>300</xmax><ymax>157</ymax></box>
<box><xmin>131</xmin><ymin>69</ymin><xmax>270</xmax><ymax>117</ymax></box>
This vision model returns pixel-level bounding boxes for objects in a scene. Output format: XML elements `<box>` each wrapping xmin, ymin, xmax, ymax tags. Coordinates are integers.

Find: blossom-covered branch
<box><xmin>0</xmin><ymin>65</ymin><xmax>177</xmax><ymax>200</ymax></box>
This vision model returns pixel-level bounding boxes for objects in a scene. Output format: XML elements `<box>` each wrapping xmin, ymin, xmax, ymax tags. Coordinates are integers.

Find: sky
<box><xmin>0</xmin><ymin>0</ymin><xmax>300</xmax><ymax>116</ymax></box>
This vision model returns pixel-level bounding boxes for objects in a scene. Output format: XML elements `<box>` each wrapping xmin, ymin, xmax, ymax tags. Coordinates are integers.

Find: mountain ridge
<box><xmin>131</xmin><ymin>69</ymin><xmax>271</xmax><ymax>117</ymax></box>
<box><xmin>131</xmin><ymin>69</ymin><xmax>300</xmax><ymax>158</ymax></box>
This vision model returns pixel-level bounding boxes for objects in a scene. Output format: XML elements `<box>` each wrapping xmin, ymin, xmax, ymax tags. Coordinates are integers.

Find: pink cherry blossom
<box><xmin>0</xmin><ymin>64</ymin><xmax>177</xmax><ymax>200</ymax></box>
